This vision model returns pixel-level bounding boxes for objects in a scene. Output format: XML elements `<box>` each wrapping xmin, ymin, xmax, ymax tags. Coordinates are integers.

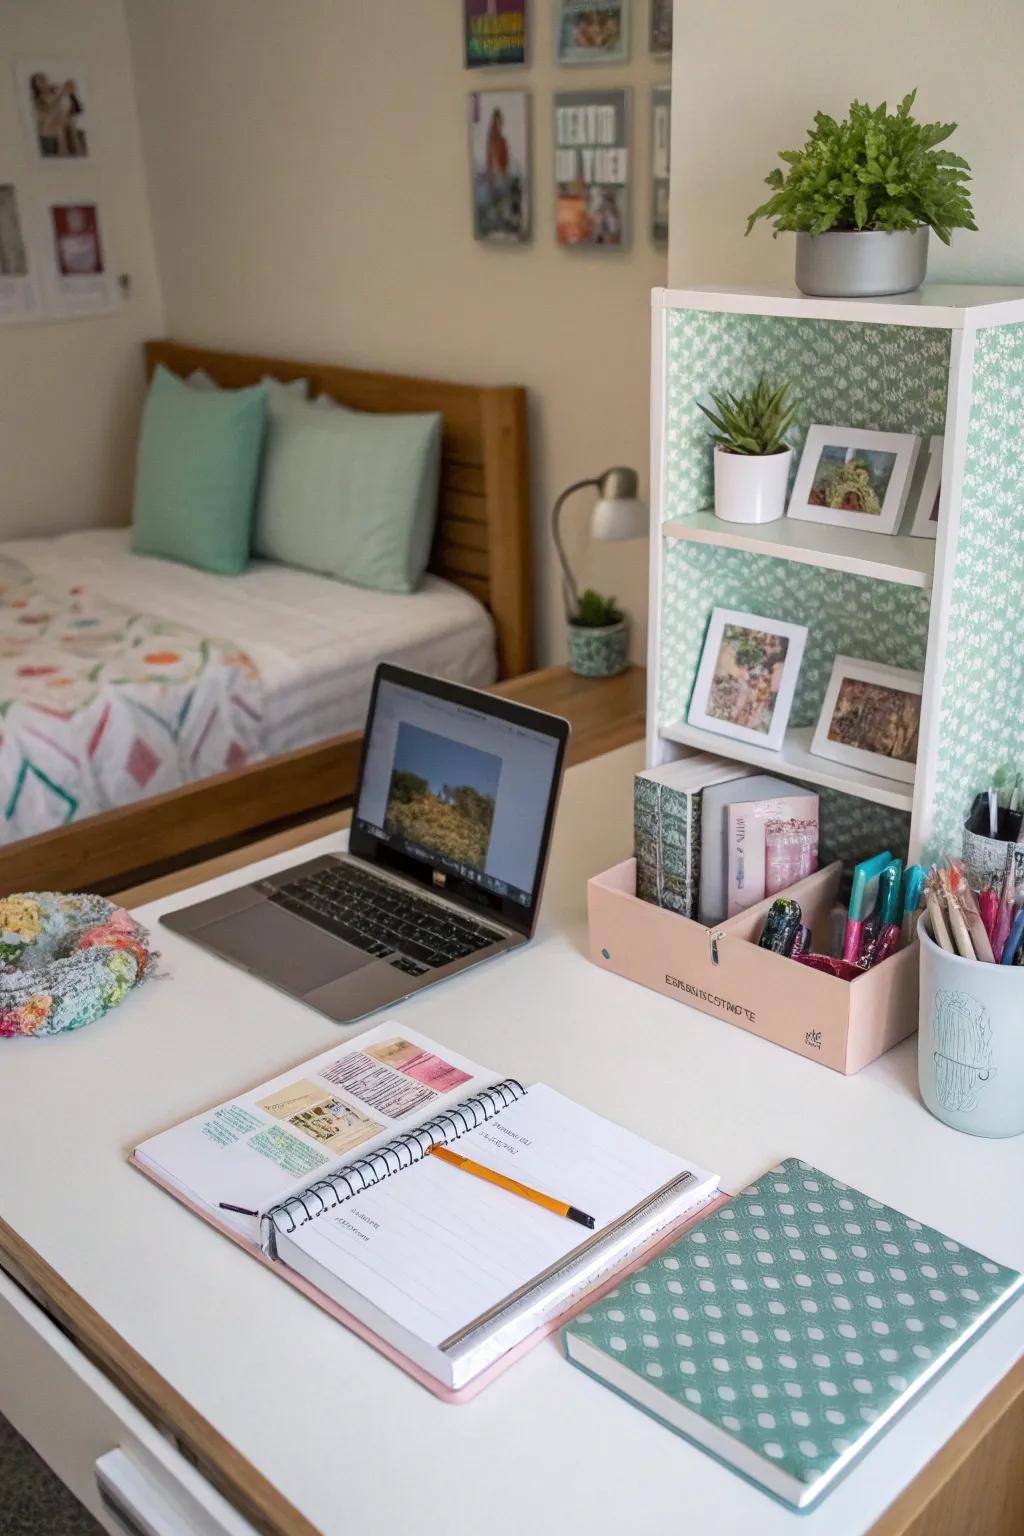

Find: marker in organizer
<box><xmin>863</xmin><ymin>858</ymin><xmax>903</xmax><ymax>968</ymax></box>
<box><xmin>428</xmin><ymin>1144</ymin><xmax>596</xmax><ymax>1228</ymax></box>
<box><xmin>842</xmin><ymin>851</ymin><xmax>892</xmax><ymax>963</ymax></box>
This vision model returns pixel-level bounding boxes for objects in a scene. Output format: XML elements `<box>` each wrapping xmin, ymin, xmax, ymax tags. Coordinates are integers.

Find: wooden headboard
<box><xmin>145</xmin><ymin>340</ymin><xmax>533</xmax><ymax>679</ymax></box>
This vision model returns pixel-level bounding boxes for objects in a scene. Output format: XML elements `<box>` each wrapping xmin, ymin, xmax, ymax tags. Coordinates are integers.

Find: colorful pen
<box><xmin>842</xmin><ymin>851</ymin><xmax>892</xmax><ymax>963</ymax></box>
<box><xmin>948</xmin><ymin>859</ymin><xmax>995</xmax><ymax>963</ymax></box>
<box><xmin>999</xmin><ymin>904</ymin><xmax>1024</xmax><ymax>966</ymax></box>
<box><xmin>979</xmin><ymin>882</ymin><xmax>999</xmax><ymax>943</ymax></box>
<box><xmin>926</xmin><ymin>888</ymin><xmax>955</xmax><ymax>953</ymax></box>
<box><xmin>991</xmin><ymin>844</ymin><xmax>1018</xmax><ymax>962</ymax></box>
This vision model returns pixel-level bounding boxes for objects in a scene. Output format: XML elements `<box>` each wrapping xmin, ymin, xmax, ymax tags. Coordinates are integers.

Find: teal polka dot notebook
<box><xmin>562</xmin><ymin>1158</ymin><xmax>1022</xmax><ymax>1510</ymax></box>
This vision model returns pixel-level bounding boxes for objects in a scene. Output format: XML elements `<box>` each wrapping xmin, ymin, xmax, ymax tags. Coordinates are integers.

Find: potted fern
<box><xmin>568</xmin><ymin>588</ymin><xmax>629</xmax><ymax>678</ymax></box>
<box><xmin>746</xmin><ymin>91</ymin><xmax>976</xmax><ymax>297</ymax></box>
<box><xmin>698</xmin><ymin>376</ymin><xmax>797</xmax><ymax>525</ymax></box>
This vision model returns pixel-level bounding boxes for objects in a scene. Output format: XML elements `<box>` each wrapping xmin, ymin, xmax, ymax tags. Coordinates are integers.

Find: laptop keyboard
<box><xmin>267</xmin><ymin>862</ymin><xmax>505</xmax><ymax>977</ymax></box>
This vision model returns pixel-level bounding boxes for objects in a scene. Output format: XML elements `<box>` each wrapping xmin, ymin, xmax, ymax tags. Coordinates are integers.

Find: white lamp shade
<box><xmin>590</xmin><ymin>495</ymin><xmax>648</xmax><ymax>542</ymax></box>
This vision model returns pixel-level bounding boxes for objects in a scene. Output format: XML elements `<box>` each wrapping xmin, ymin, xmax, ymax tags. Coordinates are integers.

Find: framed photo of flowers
<box><xmin>688</xmin><ymin>607</ymin><xmax>808</xmax><ymax>751</ymax></box>
<box><xmin>811</xmin><ymin>656</ymin><xmax>923</xmax><ymax>784</ymax></box>
<box><xmin>788</xmin><ymin>424</ymin><xmax>920</xmax><ymax>536</ymax></box>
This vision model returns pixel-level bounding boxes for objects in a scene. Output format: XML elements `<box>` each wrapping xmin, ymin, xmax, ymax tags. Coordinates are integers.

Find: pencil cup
<box><xmin>918</xmin><ymin>919</ymin><xmax>1024</xmax><ymax>1138</ymax></box>
<box><xmin>962</xmin><ymin>821</ymin><xmax>1024</xmax><ymax>891</ymax></box>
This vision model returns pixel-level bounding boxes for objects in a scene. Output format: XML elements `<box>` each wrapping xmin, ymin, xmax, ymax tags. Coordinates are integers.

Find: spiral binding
<box><xmin>260</xmin><ymin>1077</ymin><xmax>526</xmax><ymax>1257</ymax></box>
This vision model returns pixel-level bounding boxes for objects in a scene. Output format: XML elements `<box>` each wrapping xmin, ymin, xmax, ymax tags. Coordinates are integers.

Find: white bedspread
<box><xmin>1</xmin><ymin>530</ymin><xmax>497</xmax><ymax>760</ymax></box>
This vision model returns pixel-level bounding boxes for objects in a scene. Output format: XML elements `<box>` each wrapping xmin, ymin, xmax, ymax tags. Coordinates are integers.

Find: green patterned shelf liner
<box><xmin>564</xmin><ymin>1157</ymin><xmax>1021</xmax><ymax>1506</ymax></box>
<box><xmin>658</xmin><ymin>544</ymin><xmax>931</xmax><ymax>732</ymax></box>
<box><xmin>928</xmin><ymin>321</ymin><xmax>1024</xmax><ymax>862</ymax></box>
<box><xmin>662</xmin><ymin>309</ymin><xmax>951</xmax><ymax>522</ymax></box>
<box><xmin>657</xmin><ymin>305</ymin><xmax>946</xmax><ymax>862</ymax></box>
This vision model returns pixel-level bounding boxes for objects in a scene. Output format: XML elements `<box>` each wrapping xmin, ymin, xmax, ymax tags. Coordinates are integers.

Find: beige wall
<box><xmin>124</xmin><ymin>0</ymin><xmax>668</xmax><ymax>665</ymax></box>
<box><xmin>669</xmin><ymin>0</ymin><xmax>1024</xmax><ymax>288</ymax></box>
<box><xmin>0</xmin><ymin>0</ymin><xmax>164</xmax><ymax>537</ymax></box>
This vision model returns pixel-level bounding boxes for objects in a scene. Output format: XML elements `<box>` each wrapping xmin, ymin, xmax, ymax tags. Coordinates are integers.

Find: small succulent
<box><xmin>572</xmin><ymin>588</ymin><xmax>623</xmax><ymax>628</ymax></box>
<box><xmin>698</xmin><ymin>376</ymin><xmax>796</xmax><ymax>456</ymax></box>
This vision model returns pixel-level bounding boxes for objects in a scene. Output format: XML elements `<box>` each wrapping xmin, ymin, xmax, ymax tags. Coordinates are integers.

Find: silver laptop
<box><xmin>161</xmin><ymin>664</ymin><xmax>569</xmax><ymax>1024</ymax></box>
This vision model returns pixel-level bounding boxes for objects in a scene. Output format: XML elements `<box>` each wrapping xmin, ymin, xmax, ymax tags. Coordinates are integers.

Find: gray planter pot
<box><xmin>794</xmin><ymin>227</ymin><xmax>930</xmax><ymax>298</ymax></box>
<box><xmin>567</xmin><ymin>617</ymin><xmax>629</xmax><ymax>678</ymax></box>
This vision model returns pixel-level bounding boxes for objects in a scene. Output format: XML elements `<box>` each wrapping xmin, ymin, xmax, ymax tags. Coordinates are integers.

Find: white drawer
<box><xmin>0</xmin><ymin>1265</ymin><xmax>258</xmax><ymax>1536</ymax></box>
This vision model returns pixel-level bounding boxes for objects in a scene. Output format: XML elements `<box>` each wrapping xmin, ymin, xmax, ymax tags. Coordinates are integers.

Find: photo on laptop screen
<box><xmin>355</xmin><ymin>676</ymin><xmax>562</xmax><ymax>907</ymax></box>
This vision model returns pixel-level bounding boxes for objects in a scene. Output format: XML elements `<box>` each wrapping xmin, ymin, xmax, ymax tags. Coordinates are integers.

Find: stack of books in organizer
<box><xmin>634</xmin><ymin>757</ymin><xmax>819</xmax><ymax>925</ymax></box>
<box><xmin>634</xmin><ymin>754</ymin><xmax>750</xmax><ymax>918</ymax></box>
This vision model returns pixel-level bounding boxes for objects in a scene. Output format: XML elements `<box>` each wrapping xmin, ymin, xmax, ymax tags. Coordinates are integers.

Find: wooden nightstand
<box><xmin>491</xmin><ymin>663</ymin><xmax>646</xmax><ymax>767</ymax></box>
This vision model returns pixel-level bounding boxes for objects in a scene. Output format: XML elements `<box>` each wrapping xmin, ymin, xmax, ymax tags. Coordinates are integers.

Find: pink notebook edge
<box><xmin>128</xmin><ymin>1152</ymin><xmax>731</xmax><ymax>1403</ymax></box>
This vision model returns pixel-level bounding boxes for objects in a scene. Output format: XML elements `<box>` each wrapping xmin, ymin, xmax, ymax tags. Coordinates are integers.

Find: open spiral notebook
<box><xmin>132</xmin><ymin>1022</ymin><xmax>720</xmax><ymax>1398</ymax></box>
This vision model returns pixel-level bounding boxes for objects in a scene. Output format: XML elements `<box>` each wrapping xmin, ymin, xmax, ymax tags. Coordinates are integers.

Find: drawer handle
<box><xmin>94</xmin><ymin>1449</ymin><xmax>188</xmax><ymax>1536</ymax></box>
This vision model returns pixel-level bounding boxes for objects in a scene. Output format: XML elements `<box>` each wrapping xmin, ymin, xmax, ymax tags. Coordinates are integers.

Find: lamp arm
<box><xmin>551</xmin><ymin>477</ymin><xmax>599</xmax><ymax>620</ymax></box>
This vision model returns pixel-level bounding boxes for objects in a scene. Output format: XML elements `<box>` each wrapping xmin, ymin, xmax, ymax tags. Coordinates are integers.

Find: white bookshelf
<box><xmin>646</xmin><ymin>283</ymin><xmax>1024</xmax><ymax>867</ymax></box>
<box><xmin>662</xmin><ymin>513</ymin><xmax>935</xmax><ymax>590</ymax></box>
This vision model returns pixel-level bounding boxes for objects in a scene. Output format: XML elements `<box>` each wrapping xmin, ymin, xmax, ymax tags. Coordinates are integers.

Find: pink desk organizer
<box><xmin>588</xmin><ymin>859</ymin><xmax>918</xmax><ymax>1074</ymax></box>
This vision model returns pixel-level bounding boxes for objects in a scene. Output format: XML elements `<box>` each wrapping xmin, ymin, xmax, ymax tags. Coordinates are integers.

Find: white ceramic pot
<box><xmin>795</xmin><ymin>227</ymin><xmax>930</xmax><ymax>298</ymax></box>
<box><xmin>713</xmin><ymin>444</ymin><xmax>792</xmax><ymax>525</ymax></box>
<box><xmin>918</xmin><ymin>919</ymin><xmax>1024</xmax><ymax>1139</ymax></box>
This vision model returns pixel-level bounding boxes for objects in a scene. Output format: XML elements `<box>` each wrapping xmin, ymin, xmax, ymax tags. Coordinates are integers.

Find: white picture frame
<box><xmin>810</xmin><ymin>655</ymin><xmax>924</xmax><ymax>785</ymax></box>
<box><xmin>787</xmin><ymin>425</ymin><xmax>921</xmax><ymax>536</ymax></box>
<box><xmin>15</xmin><ymin>58</ymin><xmax>92</xmax><ymax>164</ymax></box>
<box><xmin>908</xmin><ymin>433</ymin><xmax>943</xmax><ymax>540</ymax></box>
<box><xmin>688</xmin><ymin>607</ymin><xmax>808</xmax><ymax>752</ymax></box>
<box><xmin>555</xmin><ymin>0</ymin><xmax>630</xmax><ymax>65</ymax></box>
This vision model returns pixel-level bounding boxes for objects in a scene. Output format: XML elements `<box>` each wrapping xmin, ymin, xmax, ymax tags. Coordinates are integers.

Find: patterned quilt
<box><xmin>0</xmin><ymin>557</ymin><xmax>264</xmax><ymax>842</ymax></box>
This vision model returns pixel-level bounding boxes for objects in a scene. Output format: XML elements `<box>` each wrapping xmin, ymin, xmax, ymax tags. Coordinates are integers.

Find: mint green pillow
<box><xmin>131</xmin><ymin>365</ymin><xmax>268</xmax><ymax>575</ymax></box>
<box><xmin>252</xmin><ymin>393</ymin><xmax>442</xmax><ymax>594</ymax></box>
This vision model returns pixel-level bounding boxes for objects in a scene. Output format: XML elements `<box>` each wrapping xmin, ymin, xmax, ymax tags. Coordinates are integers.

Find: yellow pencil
<box><xmin>428</xmin><ymin>1143</ymin><xmax>595</xmax><ymax>1228</ymax></box>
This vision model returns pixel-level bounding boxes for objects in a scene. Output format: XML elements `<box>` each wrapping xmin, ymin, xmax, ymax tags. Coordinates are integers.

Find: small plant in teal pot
<box><xmin>568</xmin><ymin>588</ymin><xmax>629</xmax><ymax>678</ymax></box>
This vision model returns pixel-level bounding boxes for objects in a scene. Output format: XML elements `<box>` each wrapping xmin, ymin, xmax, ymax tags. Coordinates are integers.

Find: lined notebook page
<box><xmin>283</xmin><ymin>1084</ymin><xmax>697</xmax><ymax>1346</ymax></box>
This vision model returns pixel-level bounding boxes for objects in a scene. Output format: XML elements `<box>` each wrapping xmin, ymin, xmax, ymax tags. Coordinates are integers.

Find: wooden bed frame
<box><xmin>145</xmin><ymin>340</ymin><xmax>533</xmax><ymax>679</ymax></box>
<box><xmin>0</xmin><ymin>341</ymin><xmax>533</xmax><ymax>895</ymax></box>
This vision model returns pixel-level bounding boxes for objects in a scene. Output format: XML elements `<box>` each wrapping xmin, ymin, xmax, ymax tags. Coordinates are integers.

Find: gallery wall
<box><xmin>124</xmin><ymin>0</ymin><xmax>669</xmax><ymax>665</ymax></box>
<box><xmin>668</xmin><ymin>0</ymin><xmax>1024</xmax><ymax>288</ymax></box>
<box><xmin>0</xmin><ymin>0</ymin><xmax>164</xmax><ymax>537</ymax></box>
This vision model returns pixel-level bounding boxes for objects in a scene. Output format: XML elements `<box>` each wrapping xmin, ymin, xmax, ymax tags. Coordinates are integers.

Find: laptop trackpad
<box><xmin>197</xmin><ymin>902</ymin><xmax>372</xmax><ymax>994</ymax></box>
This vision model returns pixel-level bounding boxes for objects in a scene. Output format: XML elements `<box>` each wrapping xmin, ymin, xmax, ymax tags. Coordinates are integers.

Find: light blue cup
<box><xmin>918</xmin><ymin>918</ymin><xmax>1024</xmax><ymax>1138</ymax></box>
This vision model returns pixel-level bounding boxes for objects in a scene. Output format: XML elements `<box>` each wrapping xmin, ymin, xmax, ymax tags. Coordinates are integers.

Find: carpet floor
<box><xmin>0</xmin><ymin>1411</ymin><xmax>103</xmax><ymax>1535</ymax></box>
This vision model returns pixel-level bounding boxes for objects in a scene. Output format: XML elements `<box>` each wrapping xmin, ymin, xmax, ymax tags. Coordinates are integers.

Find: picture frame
<box><xmin>907</xmin><ymin>433</ymin><xmax>943</xmax><ymax>540</ymax></box>
<box><xmin>16</xmin><ymin>58</ymin><xmax>92</xmax><ymax>163</ymax></box>
<box><xmin>788</xmin><ymin>425</ymin><xmax>921</xmax><ymax>536</ymax></box>
<box><xmin>650</xmin><ymin>86</ymin><xmax>671</xmax><ymax>244</ymax></box>
<box><xmin>649</xmin><ymin>0</ymin><xmax>673</xmax><ymax>54</ymax></box>
<box><xmin>464</xmin><ymin>1</ymin><xmax>527</xmax><ymax>69</ymax></box>
<box><xmin>556</xmin><ymin>0</ymin><xmax>630</xmax><ymax>66</ymax></box>
<box><xmin>468</xmin><ymin>90</ymin><xmax>531</xmax><ymax>243</ymax></box>
<box><xmin>810</xmin><ymin>656</ymin><xmax>924</xmax><ymax>785</ymax></box>
<box><xmin>688</xmin><ymin>607</ymin><xmax>808</xmax><ymax>752</ymax></box>
<box><xmin>554</xmin><ymin>89</ymin><xmax>629</xmax><ymax>250</ymax></box>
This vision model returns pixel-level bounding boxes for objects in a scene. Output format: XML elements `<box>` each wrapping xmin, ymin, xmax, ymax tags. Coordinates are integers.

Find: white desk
<box><xmin>1</xmin><ymin>742</ymin><xmax>1022</xmax><ymax>1536</ymax></box>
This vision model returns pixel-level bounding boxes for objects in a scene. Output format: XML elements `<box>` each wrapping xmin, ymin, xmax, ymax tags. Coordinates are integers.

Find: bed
<box><xmin>0</xmin><ymin>340</ymin><xmax>532</xmax><ymax>878</ymax></box>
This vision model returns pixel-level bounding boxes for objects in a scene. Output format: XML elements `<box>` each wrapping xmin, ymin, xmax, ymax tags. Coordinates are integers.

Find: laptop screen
<box><xmin>351</xmin><ymin>672</ymin><xmax>564</xmax><ymax>920</ymax></box>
